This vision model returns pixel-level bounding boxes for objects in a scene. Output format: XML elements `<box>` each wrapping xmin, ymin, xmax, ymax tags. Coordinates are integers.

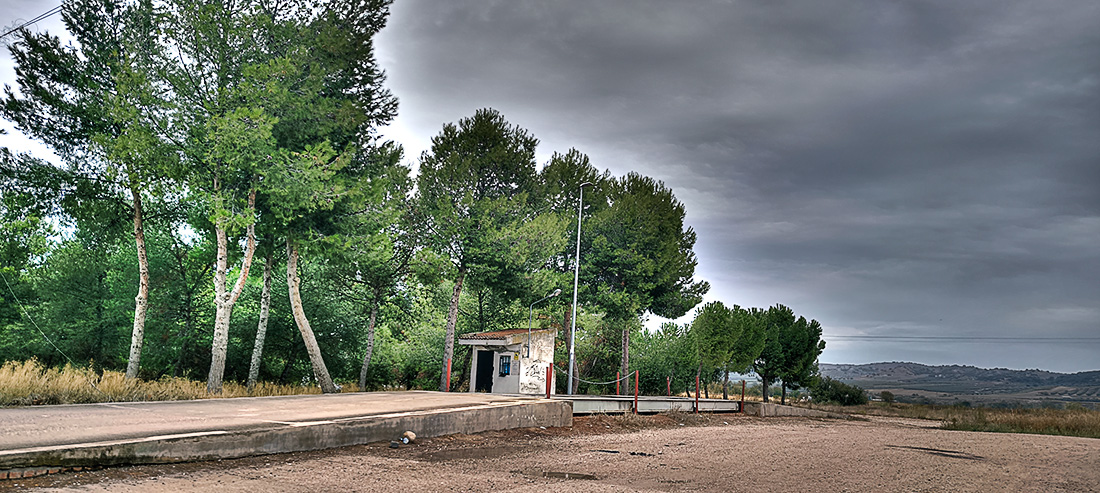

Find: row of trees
<box><xmin>635</xmin><ymin>302</ymin><xmax>825</xmax><ymax>403</ymax></box>
<box><xmin>2</xmin><ymin>0</ymin><xmax>400</xmax><ymax>393</ymax></box>
<box><xmin>1</xmin><ymin>0</ymin><xmax>717</xmax><ymax>394</ymax></box>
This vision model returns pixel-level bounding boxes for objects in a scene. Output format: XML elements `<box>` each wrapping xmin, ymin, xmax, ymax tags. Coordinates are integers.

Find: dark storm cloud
<box><xmin>376</xmin><ymin>0</ymin><xmax>1100</xmax><ymax>371</ymax></box>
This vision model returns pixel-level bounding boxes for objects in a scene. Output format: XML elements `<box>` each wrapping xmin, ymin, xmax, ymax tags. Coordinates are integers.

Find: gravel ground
<box><xmin>6</xmin><ymin>413</ymin><xmax>1098</xmax><ymax>492</ymax></box>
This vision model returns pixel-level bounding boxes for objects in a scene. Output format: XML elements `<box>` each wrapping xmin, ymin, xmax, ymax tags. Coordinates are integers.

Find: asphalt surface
<box><xmin>0</xmin><ymin>391</ymin><xmax>539</xmax><ymax>451</ymax></box>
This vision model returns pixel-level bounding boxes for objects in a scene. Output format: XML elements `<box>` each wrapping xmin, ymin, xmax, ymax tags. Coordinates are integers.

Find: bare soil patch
<box><xmin>6</xmin><ymin>413</ymin><xmax>1098</xmax><ymax>492</ymax></box>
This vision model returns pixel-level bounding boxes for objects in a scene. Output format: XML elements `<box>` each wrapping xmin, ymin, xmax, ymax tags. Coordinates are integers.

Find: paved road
<box><xmin>0</xmin><ymin>392</ymin><xmax>538</xmax><ymax>451</ymax></box>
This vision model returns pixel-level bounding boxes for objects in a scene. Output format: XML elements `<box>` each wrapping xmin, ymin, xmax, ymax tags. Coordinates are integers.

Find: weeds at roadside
<box><xmin>801</xmin><ymin>400</ymin><xmax>1100</xmax><ymax>439</ymax></box>
<box><xmin>940</xmin><ymin>406</ymin><xmax>1100</xmax><ymax>439</ymax></box>
<box><xmin>0</xmin><ymin>359</ymin><xmax>342</xmax><ymax>407</ymax></box>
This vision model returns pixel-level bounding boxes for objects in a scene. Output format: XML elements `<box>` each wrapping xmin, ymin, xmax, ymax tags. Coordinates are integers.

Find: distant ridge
<box><xmin>820</xmin><ymin>362</ymin><xmax>1100</xmax><ymax>404</ymax></box>
<box><xmin>822</xmin><ymin>362</ymin><xmax>1100</xmax><ymax>386</ymax></box>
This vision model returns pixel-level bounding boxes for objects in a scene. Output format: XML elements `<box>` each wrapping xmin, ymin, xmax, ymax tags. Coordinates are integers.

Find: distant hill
<box><xmin>820</xmin><ymin>362</ymin><xmax>1100</xmax><ymax>405</ymax></box>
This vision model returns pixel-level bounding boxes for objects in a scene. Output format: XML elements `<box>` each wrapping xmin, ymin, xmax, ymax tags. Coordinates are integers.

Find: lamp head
<box><xmin>551</xmin><ymin>288</ymin><xmax>562</xmax><ymax>297</ymax></box>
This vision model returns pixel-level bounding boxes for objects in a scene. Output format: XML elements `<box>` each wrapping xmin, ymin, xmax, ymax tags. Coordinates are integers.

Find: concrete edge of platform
<box><xmin>742</xmin><ymin>402</ymin><xmax>850</xmax><ymax>419</ymax></box>
<box><xmin>0</xmin><ymin>399</ymin><xmax>572</xmax><ymax>476</ymax></box>
<box><xmin>558</xmin><ymin>396</ymin><xmax>742</xmax><ymax>415</ymax></box>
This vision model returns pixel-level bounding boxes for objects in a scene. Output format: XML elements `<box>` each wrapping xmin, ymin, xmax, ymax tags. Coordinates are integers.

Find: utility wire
<box><xmin>826</xmin><ymin>335</ymin><xmax>1100</xmax><ymax>343</ymax></box>
<box><xmin>553</xmin><ymin>365</ymin><xmax>636</xmax><ymax>386</ymax></box>
<box><xmin>1</xmin><ymin>4</ymin><xmax>63</xmax><ymax>41</ymax></box>
<box><xmin>1</xmin><ymin>269</ymin><xmax>103</xmax><ymax>393</ymax></box>
<box><xmin>1</xmin><ymin>269</ymin><xmax>77</xmax><ymax>365</ymax></box>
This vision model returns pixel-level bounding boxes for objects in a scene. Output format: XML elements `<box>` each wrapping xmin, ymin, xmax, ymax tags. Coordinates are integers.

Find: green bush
<box><xmin>880</xmin><ymin>390</ymin><xmax>895</xmax><ymax>403</ymax></box>
<box><xmin>811</xmin><ymin>377</ymin><xmax>868</xmax><ymax>406</ymax></box>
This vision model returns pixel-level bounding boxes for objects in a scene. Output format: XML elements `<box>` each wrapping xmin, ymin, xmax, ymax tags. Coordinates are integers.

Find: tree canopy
<box><xmin>0</xmin><ymin>0</ymin><xmax>827</xmax><ymax>398</ymax></box>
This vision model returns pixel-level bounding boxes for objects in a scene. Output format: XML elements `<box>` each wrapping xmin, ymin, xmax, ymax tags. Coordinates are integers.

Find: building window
<box><xmin>499</xmin><ymin>355</ymin><xmax>511</xmax><ymax>376</ymax></box>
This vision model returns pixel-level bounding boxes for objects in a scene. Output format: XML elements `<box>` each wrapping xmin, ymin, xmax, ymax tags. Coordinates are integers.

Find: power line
<box><xmin>826</xmin><ymin>335</ymin><xmax>1100</xmax><ymax>343</ymax></box>
<box><xmin>1</xmin><ymin>268</ymin><xmax>78</xmax><ymax>366</ymax></box>
<box><xmin>1</xmin><ymin>4</ymin><xmax>63</xmax><ymax>41</ymax></box>
<box><xmin>1</xmin><ymin>269</ymin><xmax>104</xmax><ymax>394</ymax></box>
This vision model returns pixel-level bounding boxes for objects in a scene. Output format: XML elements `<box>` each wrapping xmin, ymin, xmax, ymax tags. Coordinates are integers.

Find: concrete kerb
<box><xmin>742</xmin><ymin>402</ymin><xmax>850</xmax><ymax>419</ymax></box>
<box><xmin>0</xmin><ymin>399</ymin><xmax>572</xmax><ymax>474</ymax></box>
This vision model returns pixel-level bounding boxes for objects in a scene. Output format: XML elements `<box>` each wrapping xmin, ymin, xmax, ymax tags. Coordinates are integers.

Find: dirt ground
<box><xmin>5</xmin><ymin>412</ymin><xmax>1098</xmax><ymax>492</ymax></box>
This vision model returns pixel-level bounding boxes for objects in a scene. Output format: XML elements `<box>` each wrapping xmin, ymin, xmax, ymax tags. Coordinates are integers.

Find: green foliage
<box><xmin>584</xmin><ymin>173</ymin><xmax>708</xmax><ymax>322</ymax></box>
<box><xmin>752</xmin><ymin>304</ymin><xmax>792</xmax><ymax>400</ymax></box>
<box><xmin>691</xmin><ymin>301</ymin><xmax>737</xmax><ymax>371</ymax></box>
<box><xmin>751</xmin><ymin>304</ymin><xmax>825</xmax><ymax>401</ymax></box>
<box><xmin>780</xmin><ymin>316</ymin><xmax>826</xmax><ymax>391</ymax></box>
<box><xmin>812</xmin><ymin>377</ymin><xmax>869</xmax><ymax>406</ymax></box>
<box><xmin>880</xmin><ymin>390</ymin><xmax>895</xmax><ymax>403</ymax></box>
<box><xmin>417</xmin><ymin>108</ymin><xmax>543</xmax><ymax>277</ymax></box>
<box><xmin>727</xmin><ymin>306</ymin><xmax>766</xmax><ymax>374</ymax></box>
<box><xmin>631</xmin><ymin>322</ymin><xmax>696</xmax><ymax>395</ymax></box>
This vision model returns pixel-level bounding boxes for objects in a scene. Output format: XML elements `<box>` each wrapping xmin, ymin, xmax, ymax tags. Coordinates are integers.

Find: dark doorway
<box><xmin>475</xmin><ymin>350</ymin><xmax>494</xmax><ymax>392</ymax></box>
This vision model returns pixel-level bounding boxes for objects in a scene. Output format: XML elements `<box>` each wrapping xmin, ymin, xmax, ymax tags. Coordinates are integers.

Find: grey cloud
<box><xmin>376</xmin><ymin>0</ymin><xmax>1100</xmax><ymax>371</ymax></box>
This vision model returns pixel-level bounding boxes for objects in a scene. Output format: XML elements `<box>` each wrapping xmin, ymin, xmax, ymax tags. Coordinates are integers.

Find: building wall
<box><xmin>463</xmin><ymin>329</ymin><xmax>556</xmax><ymax>395</ymax></box>
<box><xmin>492</xmin><ymin>349</ymin><xmax>521</xmax><ymax>394</ymax></box>
<box><xmin>518</xmin><ymin>330</ymin><xmax>555</xmax><ymax>395</ymax></box>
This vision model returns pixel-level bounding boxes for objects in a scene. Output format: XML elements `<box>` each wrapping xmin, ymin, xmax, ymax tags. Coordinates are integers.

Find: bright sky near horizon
<box><xmin>3</xmin><ymin>1</ymin><xmax>1098</xmax><ymax>372</ymax></box>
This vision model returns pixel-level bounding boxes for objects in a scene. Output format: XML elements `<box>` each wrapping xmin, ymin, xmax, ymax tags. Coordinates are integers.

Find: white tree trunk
<box><xmin>207</xmin><ymin>188</ymin><xmax>257</xmax><ymax>394</ymax></box>
<box><xmin>357</xmin><ymin>290</ymin><xmax>379</xmax><ymax>390</ymax></box>
<box><xmin>246</xmin><ymin>250</ymin><xmax>274</xmax><ymax>390</ymax></box>
<box><xmin>286</xmin><ymin>241</ymin><xmax>338</xmax><ymax>393</ymax></box>
<box><xmin>439</xmin><ymin>268</ymin><xmax>465</xmax><ymax>392</ymax></box>
<box><xmin>125</xmin><ymin>189</ymin><xmax>149</xmax><ymax>379</ymax></box>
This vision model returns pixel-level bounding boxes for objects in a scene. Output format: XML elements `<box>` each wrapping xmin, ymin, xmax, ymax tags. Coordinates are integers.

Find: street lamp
<box><xmin>527</xmin><ymin>288</ymin><xmax>561</xmax><ymax>358</ymax></box>
<box><xmin>568</xmin><ymin>181</ymin><xmax>593</xmax><ymax>395</ymax></box>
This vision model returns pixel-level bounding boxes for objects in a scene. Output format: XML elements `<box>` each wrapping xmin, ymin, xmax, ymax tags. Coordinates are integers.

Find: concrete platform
<box><xmin>0</xmin><ymin>391</ymin><xmax>571</xmax><ymax>476</ymax></box>
<box><xmin>556</xmin><ymin>395</ymin><xmax>742</xmax><ymax>414</ymax></box>
<box><xmin>742</xmin><ymin>401</ymin><xmax>851</xmax><ymax>419</ymax></box>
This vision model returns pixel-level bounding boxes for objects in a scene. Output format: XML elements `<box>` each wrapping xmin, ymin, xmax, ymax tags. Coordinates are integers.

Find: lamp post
<box><xmin>527</xmin><ymin>288</ymin><xmax>561</xmax><ymax>358</ymax></box>
<box><xmin>568</xmin><ymin>182</ymin><xmax>593</xmax><ymax>395</ymax></box>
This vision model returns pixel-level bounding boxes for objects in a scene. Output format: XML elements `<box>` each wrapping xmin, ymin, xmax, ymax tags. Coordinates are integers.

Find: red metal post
<box><xmin>616</xmin><ymin>371</ymin><xmax>620</xmax><ymax>396</ymax></box>
<box><xmin>445</xmin><ymin>358</ymin><xmax>451</xmax><ymax>392</ymax></box>
<box><xmin>740</xmin><ymin>379</ymin><xmax>746</xmax><ymax>413</ymax></box>
<box><xmin>695</xmin><ymin>374</ymin><xmax>700</xmax><ymax>413</ymax></box>
<box><xmin>667</xmin><ymin>376</ymin><xmax>671</xmax><ymax>396</ymax></box>
<box><xmin>633</xmin><ymin>371</ymin><xmax>639</xmax><ymax>414</ymax></box>
<box><xmin>546</xmin><ymin>365</ymin><xmax>552</xmax><ymax>399</ymax></box>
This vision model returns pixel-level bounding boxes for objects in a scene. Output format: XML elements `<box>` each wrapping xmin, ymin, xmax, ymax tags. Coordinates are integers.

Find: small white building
<box><xmin>458</xmin><ymin>327</ymin><xmax>556</xmax><ymax>395</ymax></box>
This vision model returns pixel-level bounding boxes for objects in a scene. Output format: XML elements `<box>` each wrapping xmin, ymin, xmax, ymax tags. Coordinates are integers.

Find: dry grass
<box><xmin>0</xmin><ymin>359</ymin><xmax>343</xmax><ymax>407</ymax></box>
<box><xmin>804</xmin><ymin>401</ymin><xmax>959</xmax><ymax>421</ymax></box>
<box><xmin>941</xmin><ymin>407</ymin><xmax>1100</xmax><ymax>439</ymax></box>
<box><xmin>803</xmin><ymin>401</ymin><xmax>1100</xmax><ymax>439</ymax></box>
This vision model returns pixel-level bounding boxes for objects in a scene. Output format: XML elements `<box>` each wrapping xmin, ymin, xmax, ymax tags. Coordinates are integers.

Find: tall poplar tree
<box><xmin>2</xmin><ymin>0</ymin><xmax>177</xmax><ymax>379</ymax></box>
<box><xmin>157</xmin><ymin>0</ymin><xmax>396</xmax><ymax>392</ymax></box>
<box><xmin>260</xmin><ymin>0</ymin><xmax>399</xmax><ymax>393</ymax></box>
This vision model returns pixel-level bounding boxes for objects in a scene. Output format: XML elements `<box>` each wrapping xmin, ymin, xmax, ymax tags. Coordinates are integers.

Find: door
<box><xmin>475</xmin><ymin>350</ymin><xmax>494</xmax><ymax>392</ymax></box>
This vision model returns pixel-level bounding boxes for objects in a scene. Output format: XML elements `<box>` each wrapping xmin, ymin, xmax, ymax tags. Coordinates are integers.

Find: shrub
<box><xmin>880</xmin><ymin>390</ymin><xmax>895</xmax><ymax>403</ymax></box>
<box><xmin>811</xmin><ymin>377</ymin><xmax>868</xmax><ymax>406</ymax></box>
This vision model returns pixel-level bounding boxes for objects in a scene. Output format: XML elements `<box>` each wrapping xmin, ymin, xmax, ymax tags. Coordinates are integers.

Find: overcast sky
<box><xmin>3</xmin><ymin>1</ymin><xmax>1098</xmax><ymax>372</ymax></box>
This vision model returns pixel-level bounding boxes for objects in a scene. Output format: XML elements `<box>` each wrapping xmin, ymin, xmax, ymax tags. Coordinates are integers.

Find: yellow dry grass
<box><xmin>804</xmin><ymin>401</ymin><xmax>1100</xmax><ymax>439</ymax></box>
<box><xmin>941</xmin><ymin>406</ymin><xmax>1100</xmax><ymax>439</ymax></box>
<box><xmin>0</xmin><ymin>359</ymin><xmax>345</xmax><ymax>407</ymax></box>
